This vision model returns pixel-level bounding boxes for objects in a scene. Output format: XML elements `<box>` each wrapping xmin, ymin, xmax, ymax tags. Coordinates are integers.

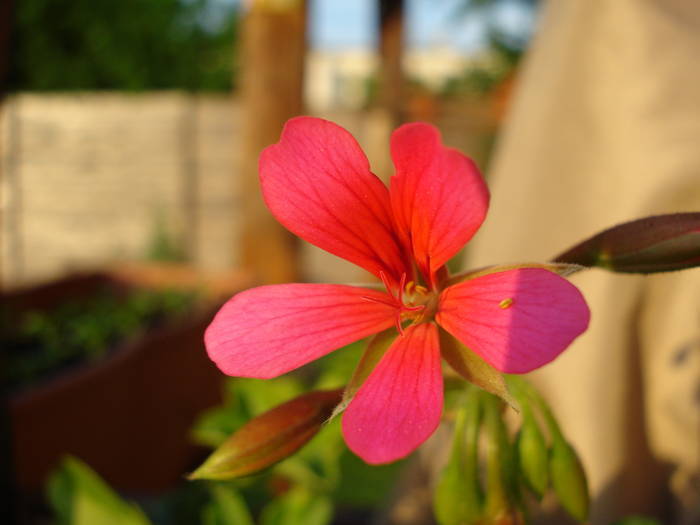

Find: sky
<box><xmin>219</xmin><ymin>0</ymin><xmax>536</xmax><ymax>54</ymax></box>
<box><xmin>309</xmin><ymin>0</ymin><xmax>535</xmax><ymax>53</ymax></box>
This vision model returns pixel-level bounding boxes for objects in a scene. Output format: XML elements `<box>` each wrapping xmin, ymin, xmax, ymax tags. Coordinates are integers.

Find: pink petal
<box><xmin>436</xmin><ymin>268</ymin><xmax>590</xmax><ymax>373</ymax></box>
<box><xmin>260</xmin><ymin>117</ymin><xmax>408</xmax><ymax>285</ymax></box>
<box><xmin>342</xmin><ymin>322</ymin><xmax>443</xmax><ymax>464</ymax></box>
<box><xmin>205</xmin><ymin>284</ymin><xmax>397</xmax><ymax>379</ymax></box>
<box><xmin>389</xmin><ymin>123</ymin><xmax>489</xmax><ymax>285</ymax></box>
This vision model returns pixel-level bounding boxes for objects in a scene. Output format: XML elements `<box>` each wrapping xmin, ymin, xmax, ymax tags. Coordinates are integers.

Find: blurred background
<box><xmin>1</xmin><ymin>0</ymin><xmax>535</xmax><ymax>288</ymax></box>
<box><xmin>1</xmin><ymin>1</ymin><xmax>541</xmax><ymax>524</ymax></box>
<box><xmin>2</xmin><ymin>1</ymin><xmax>699</xmax><ymax>524</ymax></box>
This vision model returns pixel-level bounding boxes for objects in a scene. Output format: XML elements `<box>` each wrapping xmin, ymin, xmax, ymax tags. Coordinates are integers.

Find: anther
<box><xmin>499</xmin><ymin>298</ymin><xmax>514</xmax><ymax>309</ymax></box>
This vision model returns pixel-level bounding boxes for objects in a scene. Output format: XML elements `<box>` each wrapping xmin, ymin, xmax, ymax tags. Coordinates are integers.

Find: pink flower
<box><xmin>205</xmin><ymin>117</ymin><xmax>590</xmax><ymax>464</ymax></box>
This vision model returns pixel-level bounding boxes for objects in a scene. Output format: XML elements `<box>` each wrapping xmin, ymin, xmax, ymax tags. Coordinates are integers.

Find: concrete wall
<box><xmin>1</xmin><ymin>93</ymin><xmax>241</xmax><ymax>287</ymax></box>
<box><xmin>0</xmin><ymin>93</ymin><xmax>495</xmax><ymax>288</ymax></box>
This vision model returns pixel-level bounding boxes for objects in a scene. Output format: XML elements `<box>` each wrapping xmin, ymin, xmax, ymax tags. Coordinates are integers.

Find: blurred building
<box><xmin>305</xmin><ymin>45</ymin><xmax>476</xmax><ymax>111</ymax></box>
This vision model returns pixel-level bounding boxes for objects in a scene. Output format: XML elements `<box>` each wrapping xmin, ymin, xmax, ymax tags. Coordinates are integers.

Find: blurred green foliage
<box><xmin>48</xmin><ymin>456</ymin><xmax>151</xmax><ymax>525</ymax></box>
<box><xmin>188</xmin><ymin>342</ymin><xmax>404</xmax><ymax>524</ymax></box>
<box><xmin>45</xmin><ymin>342</ymin><xmax>403</xmax><ymax>524</ymax></box>
<box><xmin>9</xmin><ymin>0</ymin><xmax>239</xmax><ymax>91</ymax></box>
<box><xmin>4</xmin><ymin>287</ymin><xmax>197</xmax><ymax>390</ymax></box>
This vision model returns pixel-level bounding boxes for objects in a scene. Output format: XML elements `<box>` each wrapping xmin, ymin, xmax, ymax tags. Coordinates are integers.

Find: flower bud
<box><xmin>554</xmin><ymin>212</ymin><xmax>700</xmax><ymax>273</ymax></box>
<box><xmin>483</xmin><ymin>395</ymin><xmax>520</xmax><ymax>521</ymax></box>
<box><xmin>433</xmin><ymin>388</ymin><xmax>484</xmax><ymax>525</ymax></box>
<box><xmin>189</xmin><ymin>389</ymin><xmax>342</xmax><ymax>480</ymax></box>
<box><xmin>549</xmin><ymin>437</ymin><xmax>589</xmax><ymax>522</ymax></box>
<box><xmin>515</xmin><ymin>412</ymin><xmax>549</xmax><ymax>499</ymax></box>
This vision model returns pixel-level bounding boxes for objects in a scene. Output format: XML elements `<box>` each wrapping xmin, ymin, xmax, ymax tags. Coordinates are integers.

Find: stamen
<box><xmin>395</xmin><ymin>317</ymin><xmax>405</xmax><ymax>336</ymax></box>
<box><xmin>378</xmin><ymin>271</ymin><xmax>395</xmax><ymax>300</ymax></box>
<box><xmin>397</xmin><ymin>272</ymin><xmax>407</xmax><ymax>304</ymax></box>
<box><xmin>499</xmin><ymin>298</ymin><xmax>514</xmax><ymax>309</ymax></box>
<box><xmin>362</xmin><ymin>295</ymin><xmax>398</xmax><ymax>308</ymax></box>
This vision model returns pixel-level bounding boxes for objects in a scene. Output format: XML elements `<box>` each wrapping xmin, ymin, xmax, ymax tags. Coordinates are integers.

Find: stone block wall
<box><xmin>0</xmin><ymin>93</ymin><xmax>494</xmax><ymax>288</ymax></box>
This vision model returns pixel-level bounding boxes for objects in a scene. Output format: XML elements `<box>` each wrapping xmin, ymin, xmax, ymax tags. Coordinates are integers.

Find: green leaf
<box><xmin>191</xmin><ymin>377</ymin><xmax>304</xmax><ymax>448</ymax></box>
<box><xmin>312</xmin><ymin>340</ymin><xmax>366</xmax><ymax>390</ymax></box>
<box><xmin>259</xmin><ymin>488</ymin><xmax>333</xmax><ymax>525</ymax></box>
<box><xmin>333</xmin><ymin>449</ymin><xmax>404</xmax><ymax>508</ymax></box>
<box><xmin>554</xmin><ymin>212</ymin><xmax>700</xmax><ymax>273</ymax></box>
<box><xmin>201</xmin><ymin>484</ymin><xmax>254</xmax><ymax>525</ymax></box>
<box><xmin>47</xmin><ymin>456</ymin><xmax>151</xmax><ymax>525</ymax></box>
<box><xmin>328</xmin><ymin>329</ymin><xmax>395</xmax><ymax>421</ymax></box>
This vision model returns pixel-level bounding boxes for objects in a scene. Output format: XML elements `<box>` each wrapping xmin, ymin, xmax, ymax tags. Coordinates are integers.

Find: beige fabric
<box><xmin>467</xmin><ymin>0</ymin><xmax>700</xmax><ymax>523</ymax></box>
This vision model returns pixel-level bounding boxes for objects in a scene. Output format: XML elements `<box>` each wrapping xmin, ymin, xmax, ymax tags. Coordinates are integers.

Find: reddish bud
<box><xmin>554</xmin><ymin>213</ymin><xmax>700</xmax><ymax>273</ymax></box>
<box><xmin>189</xmin><ymin>389</ymin><xmax>342</xmax><ymax>480</ymax></box>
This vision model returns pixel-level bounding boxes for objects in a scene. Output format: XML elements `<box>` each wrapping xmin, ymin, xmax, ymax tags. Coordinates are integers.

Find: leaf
<box><xmin>328</xmin><ymin>329</ymin><xmax>395</xmax><ymax>421</ymax></box>
<box><xmin>201</xmin><ymin>484</ymin><xmax>254</xmax><ymax>525</ymax></box>
<box><xmin>191</xmin><ymin>377</ymin><xmax>304</xmax><ymax>448</ymax></box>
<box><xmin>189</xmin><ymin>389</ymin><xmax>343</xmax><ymax>480</ymax></box>
<box><xmin>554</xmin><ymin>212</ymin><xmax>700</xmax><ymax>273</ymax></box>
<box><xmin>259</xmin><ymin>488</ymin><xmax>333</xmax><ymax>525</ymax></box>
<box><xmin>47</xmin><ymin>456</ymin><xmax>151</xmax><ymax>525</ymax></box>
<box><xmin>439</xmin><ymin>331</ymin><xmax>517</xmax><ymax>409</ymax></box>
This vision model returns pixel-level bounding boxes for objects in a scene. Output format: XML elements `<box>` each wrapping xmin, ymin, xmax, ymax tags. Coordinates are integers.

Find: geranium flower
<box><xmin>205</xmin><ymin>117</ymin><xmax>589</xmax><ymax>464</ymax></box>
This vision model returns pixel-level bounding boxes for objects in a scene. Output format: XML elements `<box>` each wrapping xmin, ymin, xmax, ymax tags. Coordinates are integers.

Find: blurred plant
<box><xmin>433</xmin><ymin>378</ymin><xmax>590</xmax><ymax>524</ymax></box>
<box><xmin>47</xmin><ymin>456</ymin><xmax>150</xmax><ymax>525</ymax></box>
<box><xmin>146</xmin><ymin>211</ymin><xmax>188</xmax><ymax>263</ymax></box>
<box><xmin>3</xmin><ymin>287</ymin><xmax>197</xmax><ymax>390</ymax></box>
<box><xmin>9</xmin><ymin>0</ymin><xmax>239</xmax><ymax>91</ymax></box>
<box><xmin>188</xmin><ymin>344</ymin><xmax>405</xmax><ymax>524</ymax></box>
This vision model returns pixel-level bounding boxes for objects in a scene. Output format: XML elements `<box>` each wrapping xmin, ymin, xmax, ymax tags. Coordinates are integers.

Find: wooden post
<box><xmin>238</xmin><ymin>0</ymin><xmax>306</xmax><ymax>284</ymax></box>
<box><xmin>379</xmin><ymin>0</ymin><xmax>405</xmax><ymax>125</ymax></box>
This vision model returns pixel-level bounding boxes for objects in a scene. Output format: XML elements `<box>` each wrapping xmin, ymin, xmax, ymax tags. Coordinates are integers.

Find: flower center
<box><xmin>364</xmin><ymin>272</ymin><xmax>439</xmax><ymax>335</ymax></box>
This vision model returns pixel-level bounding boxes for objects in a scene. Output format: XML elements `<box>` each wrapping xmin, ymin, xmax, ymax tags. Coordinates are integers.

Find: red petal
<box><xmin>342</xmin><ymin>323</ymin><xmax>443</xmax><ymax>464</ymax></box>
<box><xmin>436</xmin><ymin>268</ymin><xmax>590</xmax><ymax>373</ymax></box>
<box><xmin>205</xmin><ymin>284</ymin><xmax>396</xmax><ymax>379</ymax></box>
<box><xmin>260</xmin><ymin>117</ymin><xmax>408</xmax><ymax>285</ymax></box>
<box><xmin>390</xmin><ymin>123</ymin><xmax>489</xmax><ymax>285</ymax></box>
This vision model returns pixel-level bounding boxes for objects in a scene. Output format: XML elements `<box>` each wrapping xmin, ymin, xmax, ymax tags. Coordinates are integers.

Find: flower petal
<box><xmin>436</xmin><ymin>268</ymin><xmax>590</xmax><ymax>373</ymax></box>
<box><xmin>260</xmin><ymin>117</ymin><xmax>408</xmax><ymax>284</ymax></box>
<box><xmin>390</xmin><ymin>123</ymin><xmax>489</xmax><ymax>284</ymax></box>
<box><xmin>205</xmin><ymin>284</ymin><xmax>397</xmax><ymax>379</ymax></box>
<box><xmin>342</xmin><ymin>322</ymin><xmax>443</xmax><ymax>464</ymax></box>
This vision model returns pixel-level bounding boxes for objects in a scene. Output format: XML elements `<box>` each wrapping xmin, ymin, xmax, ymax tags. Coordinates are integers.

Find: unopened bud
<box><xmin>483</xmin><ymin>394</ymin><xmax>520</xmax><ymax>521</ymax></box>
<box><xmin>549</xmin><ymin>437</ymin><xmax>589</xmax><ymax>522</ymax></box>
<box><xmin>189</xmin><ymin>389</ymin><xmax>342</xmax><ymax>480</ymax></box>
<box><xmin>554</xmin><ymin>212</ymin><xmax>700</xmax><ymax>273</ymax></box>
<box><xmin>433</xmin><ymin>388</ymin><xmax>484</xmax><ymax>525</ymax></box>
<box><xmin>516</xmin><ymin>413</ymin><xmax>549</xmax><ymax>499</ymax></box>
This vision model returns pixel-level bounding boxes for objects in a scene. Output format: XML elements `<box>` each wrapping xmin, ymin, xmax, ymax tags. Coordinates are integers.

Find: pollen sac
<box><xmin>189</xmin><ymin>389</ymin><xmax>342</xmax><ymax>480</ymax></box>
<box><xmin>499</xmin><ymin>298</ymin><xmax>514</xmax><ymax>309</ymax></box>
